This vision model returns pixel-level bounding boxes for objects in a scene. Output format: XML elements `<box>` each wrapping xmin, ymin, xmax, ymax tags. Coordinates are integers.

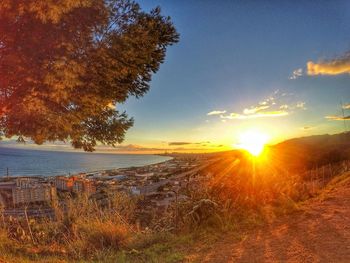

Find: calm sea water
<box><xmin>0</xmin><ymin>147</ymin><xmax>171</xmax><ymax>177</ymax></box>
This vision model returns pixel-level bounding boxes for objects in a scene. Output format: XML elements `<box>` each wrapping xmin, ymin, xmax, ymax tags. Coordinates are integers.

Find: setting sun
<box><xmin>235</xmin><ymin>130</ymin><xmax>269</xmax><ymax>156</ymax></box>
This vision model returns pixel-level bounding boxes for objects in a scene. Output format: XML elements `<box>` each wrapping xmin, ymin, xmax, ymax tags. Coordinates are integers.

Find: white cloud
<box><xmin>289</xmin><ymin>68</ymin><xmax>303</xmax><ymax>80</ymax></box>
<box><xmin>296</xmin><ymin>102</ymin><xmax>306</xmax><ymax>110</ymax></box>
<box><xmin>243</xmin><ymin>105</ymin><xmax>270</xmax><ymax>114</ymax></box>
<box><xmin>342</xmin><ymin>103</ymin><xmax>350</xmax><ymax>109</ymax></box>
<box><xmin>208</xmin><ymin>91</ymin><xmax>305</xmax><ymax>121</ymax></box>
<box><xmin>207</xmin><ymin>110</ymin><xmax>226</xmax><ymax>116</ymax></box>
<box><xmin>221</xmin><ymin>111</ymin><xmax>289</xmax><ymax>120</ymax></box>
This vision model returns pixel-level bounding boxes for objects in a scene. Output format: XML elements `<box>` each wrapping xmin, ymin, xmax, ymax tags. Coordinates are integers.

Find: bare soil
<box><xmin>188</xmin><ymin>175</ymin><xmax>350</xmax><ymax>263</ymax></box>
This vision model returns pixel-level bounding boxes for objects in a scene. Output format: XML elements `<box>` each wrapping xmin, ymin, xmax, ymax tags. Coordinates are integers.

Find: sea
<box><xmin>0</xmin><ymin>147</ymin><xmax>171</xmax><ymax>177</ymax></box>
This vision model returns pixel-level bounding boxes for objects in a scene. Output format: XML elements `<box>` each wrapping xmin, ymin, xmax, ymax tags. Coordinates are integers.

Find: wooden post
<box><xmin>24</xmin><ymin>206</ymin><xmax>35</xmax><ymax>244</ymax></box>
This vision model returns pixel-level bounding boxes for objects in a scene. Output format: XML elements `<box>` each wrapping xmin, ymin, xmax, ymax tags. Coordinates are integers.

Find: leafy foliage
<box><xmin>0</xmin><ymin>0</ymin><xmax>179</xmax><ymax>150</ymax></box>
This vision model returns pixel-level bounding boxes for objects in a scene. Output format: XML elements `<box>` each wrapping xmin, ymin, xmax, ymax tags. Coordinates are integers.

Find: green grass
<box><xmin>0</xmin><ymin>230</ymin><xmax>191</xmax><ymax>263</ymax></box>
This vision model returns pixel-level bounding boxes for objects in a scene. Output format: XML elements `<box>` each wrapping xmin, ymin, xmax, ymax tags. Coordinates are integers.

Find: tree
<box><xmin>0</xmin><ymin>0</ymin><xmax>179</xmax><ymax>151</ymax></box>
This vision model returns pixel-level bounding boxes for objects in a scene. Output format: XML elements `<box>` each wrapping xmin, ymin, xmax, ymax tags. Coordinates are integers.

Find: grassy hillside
<box><xmin>270</xmin><ymin>132</ymin><xmax>350</xmax><ymax>171</ymax></box>
<box><xmin>0</xmin><ymin>132</ymin><xmax>350</xmax><ymax>262</ymax></box>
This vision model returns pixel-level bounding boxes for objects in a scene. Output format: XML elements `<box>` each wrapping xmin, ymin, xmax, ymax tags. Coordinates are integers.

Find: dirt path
<box><xmin>189</xmin><ymin>176</ymin><xmax>350</xmax><ymax>263</ymax></box>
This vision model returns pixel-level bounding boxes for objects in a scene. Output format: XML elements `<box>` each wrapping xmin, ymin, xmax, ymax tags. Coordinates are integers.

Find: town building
<box><xmin>12</xmin><ymin>184</ymin><xmax>56</xmax><ymax>206</ymax></box>
<box><xmin>0</xmin><ymin>181</ymin><xmax>15</xmax><ymax>207</ymax></box>
<box><xmin>0</xmin><ymin>178</ymin><xmax>57</xmax><ymax>206</ymax></box>
<box><xmin>55</xmin><ymin>176</ymin><xmax>75</xmax><ymax>191</ymax></box>
<box><xmin>72</xmin><ymin>179</ymin><xmax>96</xmax><ymax>195</ymax></box>
<box><xmin>54</xmin><ymin>176</ymin><xmax>96</xmax><ymax>195</ymax></box>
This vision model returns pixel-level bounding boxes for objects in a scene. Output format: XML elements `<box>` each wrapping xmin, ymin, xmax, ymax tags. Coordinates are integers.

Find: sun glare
<box><xmin>235</xmin><ymin>130</ymin><xmax>269</xmax><ymax>156</ymax></box>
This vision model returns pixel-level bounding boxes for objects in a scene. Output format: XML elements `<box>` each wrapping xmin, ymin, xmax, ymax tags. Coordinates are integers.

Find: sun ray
<box><xmin>235</xmin><ymin>130</ymin><xmax>269</xmax><ymax>156</ymax></box>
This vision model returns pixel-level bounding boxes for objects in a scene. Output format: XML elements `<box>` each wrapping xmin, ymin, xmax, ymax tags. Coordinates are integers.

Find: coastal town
<box><xmin>0</xmin><ymin>154</ymin><xmax>216</xmax><ymax>220</ymax></box>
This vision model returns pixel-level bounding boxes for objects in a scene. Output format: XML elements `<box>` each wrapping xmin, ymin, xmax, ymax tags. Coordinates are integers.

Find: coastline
<box><xmin>0</xmin><ymin>149</ymin><xmax>173</xmax><ymax>177</ymax></box>
<box><xmin>0</xmin><ymin>155</ymin><xmax>174</xmax><ymax>179</ymax></box>
<box><xmin>85</xmin><ymin>155</ymin><xmax>174</xmax><ymax>177</ymax></box>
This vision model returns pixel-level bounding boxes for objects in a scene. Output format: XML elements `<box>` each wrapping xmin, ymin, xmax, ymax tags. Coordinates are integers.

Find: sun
<box><xmin>235</xmin><ymin>130</ymin><xmax>269</xmax><ymax>156</ymax></box>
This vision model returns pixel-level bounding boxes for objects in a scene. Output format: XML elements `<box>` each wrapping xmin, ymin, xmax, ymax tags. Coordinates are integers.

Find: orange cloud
<box><xmin>307</xmin><ymin>55</ymin><xmax>350</xmax><ymax>76</ymax></box>
<box><xmin>168</xmin><ymin>141</ymin><xmax>210</xmax><ymax>146</ymax></box>
<box><xmin>325</xmin><ymin>115</ymin><xmax>350</xmax><ymax>121</ymax></box>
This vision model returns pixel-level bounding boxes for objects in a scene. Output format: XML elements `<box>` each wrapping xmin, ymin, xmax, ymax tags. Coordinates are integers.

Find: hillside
<box><xmin>0</xmin><ymin>132</ymin><xmax>350</xmax><ymax>263</ymax></box>
<box><xmin>188</xmin><ymin>171</ymin><xmax>350</xmax><ymax>262</ymax></box>
<box><xmin>269</xmin><ymin>132</ymin><xmax>350</xmax><ymax>172</ymax></box>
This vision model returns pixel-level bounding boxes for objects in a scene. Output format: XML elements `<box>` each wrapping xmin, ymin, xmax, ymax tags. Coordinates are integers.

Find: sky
<box><xmin>116</xmin><ymin>0</ymin><xmax>350</xmax><ymax>153</ymax></box>
<box><xmin>3</xmin><ymin>1</ymin><xmax>350</xmax><ymax>153</ymax></box>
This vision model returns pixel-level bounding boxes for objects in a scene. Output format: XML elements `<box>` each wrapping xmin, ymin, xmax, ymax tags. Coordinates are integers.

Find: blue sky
<box><xmin>114</xmin><ymin>1</ymin><xmax>350</xmax><ymax>152</ymax></box>
<box><xmin>3</xmin><ymin>1</ymin><xmax>350</xmax><ymax>153</ymax></box>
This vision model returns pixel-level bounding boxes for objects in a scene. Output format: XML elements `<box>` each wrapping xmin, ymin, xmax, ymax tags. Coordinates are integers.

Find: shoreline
<box><xmin>0</xmin><ymin>154</ymin><xmax>174</xmax><ymax>178</ymax></box>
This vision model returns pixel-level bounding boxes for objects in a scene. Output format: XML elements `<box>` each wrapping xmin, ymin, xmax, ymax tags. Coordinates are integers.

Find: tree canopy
<box><xmin>0</xmin><ymin>0</ymin><xmax>179</xmax><ymax>151</ymax></box>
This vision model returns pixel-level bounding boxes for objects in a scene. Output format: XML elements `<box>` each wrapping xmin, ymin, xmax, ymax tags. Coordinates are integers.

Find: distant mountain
<box><xmin>274</xmin><ymin>132</ymin><xmax>350</xmax><ymax>148</ymax></box>
<box><xmin>270</xmin><ymin>132</ymin><xmax>350</xmax><ymax>171</ymax></box>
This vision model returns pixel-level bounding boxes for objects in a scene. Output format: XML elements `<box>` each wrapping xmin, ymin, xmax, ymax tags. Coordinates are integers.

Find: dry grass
<box><xmin>171</xmin><ymin>158</ymin><xmax>350</xmax><ymax>234</ymax></box>
<box><xmin>0</xmin><ymin>192</ymin><xmax>137</xmax><ymax>261</ymax></box>
<box><xmin>0</xmin><ymin>158</ymin><xmax>349</xmax><ymax>262</ymax></box>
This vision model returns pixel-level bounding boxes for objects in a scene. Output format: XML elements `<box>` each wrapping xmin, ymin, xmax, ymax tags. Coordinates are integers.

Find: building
<box><xmin>0</xmin><ymin>178</ymin><xmax>57</xmax><ymax>206</ymax></box>
<box><xmin>16</xmin><ymin>177</ymin><xmax>42</xmax><ymax>187</ymax></box>
<box><xmin>0</xmin><ymin>181</ymin><xmax>16</xmax><ymax>190</ymax></box>
<box><xmin>0</xmin><ymin>181</ymin><xmax>15</xmax><ymax>207</ymax></box>
<box><xmin>73</xmin><ymin>179</ymin><xmax>96</xmax><ymax>195</ymax></box>
<box><xmin>54</xmin><ymin>176</ymin><xmax>96</xmax><ymax>195</ymax></box>
<box><xmin>12</xmin><ymin>184</ymin><xmax>56</xmax><ymax>206</ymax></box>
<box><xmin>55</xmin><ymin>176</ymin><xmax>75</xmax><ymax>191</ymax></box>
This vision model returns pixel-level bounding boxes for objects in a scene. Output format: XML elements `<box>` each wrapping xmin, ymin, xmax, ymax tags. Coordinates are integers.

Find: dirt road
<box><xmin>190</xmin><ymin>175</ymin><xmax>350</xmax><ymax>263</ymax></box>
